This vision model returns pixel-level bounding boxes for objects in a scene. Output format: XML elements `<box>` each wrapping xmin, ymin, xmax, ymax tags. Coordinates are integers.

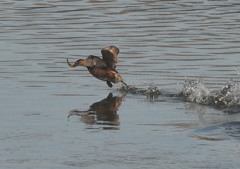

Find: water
<box><xmin>1</xmin><ymin>0</ymin><xmax>240</xmax><ymax>168</ymax></box>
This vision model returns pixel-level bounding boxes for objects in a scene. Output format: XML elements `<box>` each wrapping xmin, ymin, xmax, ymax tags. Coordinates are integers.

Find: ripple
<box><xmin>193</xmin><ymin>122</ymin><xmax>240</xmax><ymax>141</ymax></box>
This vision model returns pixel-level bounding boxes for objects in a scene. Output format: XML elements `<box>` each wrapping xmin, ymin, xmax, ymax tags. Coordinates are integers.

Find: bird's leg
<box><xmin>106</xmin><ymin>81</ymin><xmax>113</xmax><ymax>88</ymax></box>
<box><xmin>122</xmin><ymin>80</ymin><xmax>129</xmax><ymax>89</ymax></box>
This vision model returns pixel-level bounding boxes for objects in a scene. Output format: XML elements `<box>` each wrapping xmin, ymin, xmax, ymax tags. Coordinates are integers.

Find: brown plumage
<box><xmin>67</xmin><ymin>46</ymin><xmax>128</xmax><ymax>88</ymax></box>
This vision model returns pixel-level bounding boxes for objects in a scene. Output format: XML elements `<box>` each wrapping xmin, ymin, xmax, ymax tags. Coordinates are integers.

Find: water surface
<box><xmin>1</xmin><ymin>0</ymin><xmax>240</xmax><ymax>168</ymax></box>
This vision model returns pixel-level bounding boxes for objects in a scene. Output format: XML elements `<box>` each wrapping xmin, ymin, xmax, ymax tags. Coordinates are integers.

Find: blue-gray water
<box><xmin>1</xmin><ymin>0</ymin><xmax>240</xmax><ymax>168</ymax></box>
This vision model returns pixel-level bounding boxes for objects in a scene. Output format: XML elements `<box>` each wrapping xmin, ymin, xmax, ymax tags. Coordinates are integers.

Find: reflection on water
<box><xmin>68</xmin><ymin>93</ymin><xmax>123</xmax><ymax>129</ymax></box>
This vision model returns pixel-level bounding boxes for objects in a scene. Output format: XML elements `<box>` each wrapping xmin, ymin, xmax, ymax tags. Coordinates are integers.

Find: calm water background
<box><xmin>1</xmin><ymin>0</ymin><xmax>240</xmax><ymax>168</ymax></box>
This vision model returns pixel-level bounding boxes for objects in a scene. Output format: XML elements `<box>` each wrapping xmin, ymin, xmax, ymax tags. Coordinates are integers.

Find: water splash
<box><xmin>120</xmin><ymin>83</ymin><xmax>160</xmax><ymax>101</ymax></box>
<box><xmin>182</xmin><ymin>79</ymin><xmax>210</xmax><ymax>104</ymax></box>
<box><xmin>181</xmin><ymin>79</ymin><xmax>240</xmax><ymax>110</ymax></box>
<box><xmin>213</xmin><ymin>81</ymin><xmax>240</xmax><ymax>108</ymax></box>
<box><xmin>121</xmin><ymin>79</ymin><xmax>240</xmax><ymax>111</ymax></box>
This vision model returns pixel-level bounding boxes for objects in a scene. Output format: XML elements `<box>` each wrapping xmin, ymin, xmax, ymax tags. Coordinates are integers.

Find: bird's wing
<box><xmin>101</xmin><ymin>46</ymin><xmax>119</xmax><ymax>69</ymax></box>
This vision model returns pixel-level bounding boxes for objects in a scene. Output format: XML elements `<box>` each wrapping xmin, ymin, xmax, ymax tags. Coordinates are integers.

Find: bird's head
<box><xmin>67</xmin><ymin>58</ymin><xmax>84</xmax><ymax>67</ymax></box>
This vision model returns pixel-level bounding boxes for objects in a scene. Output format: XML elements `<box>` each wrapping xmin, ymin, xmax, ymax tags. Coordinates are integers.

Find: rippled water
<box><xmin>1</xmin><ymin>0</ymin><xmax>240</xmax><ymax>168</ymax></box>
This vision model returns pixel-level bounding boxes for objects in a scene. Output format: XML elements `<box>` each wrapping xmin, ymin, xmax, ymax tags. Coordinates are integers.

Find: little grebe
<box><xmin>67</xmin><ymin>46</ymin><xmax>128</xmax><ymax>88</ymax></box>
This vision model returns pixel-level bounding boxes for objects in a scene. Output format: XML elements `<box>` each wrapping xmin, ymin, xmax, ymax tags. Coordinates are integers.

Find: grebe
<box><xmin>67</xmin><ymin>46</ymin><xmax>128</xmax><ymax>88</ymax></box>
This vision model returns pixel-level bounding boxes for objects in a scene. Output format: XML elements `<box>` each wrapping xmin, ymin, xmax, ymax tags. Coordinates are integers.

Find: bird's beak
<box><xmin>67</xmin><ymin>58</ymin><xmax>78</xmax><ymax>67</ymax></box>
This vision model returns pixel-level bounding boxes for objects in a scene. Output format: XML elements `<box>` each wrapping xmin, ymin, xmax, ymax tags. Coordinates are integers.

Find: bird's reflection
<box><xmin>68</xmin><ymin>93</ymin><xmax>124</xmax><ymax>128</ymax></box>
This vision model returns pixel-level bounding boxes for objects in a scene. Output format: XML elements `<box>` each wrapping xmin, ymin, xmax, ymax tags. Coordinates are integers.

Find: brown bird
<box><xmin>67</xmin><ymin>46</ymin><xmax>128</xmax><ymax>88</ymax></box>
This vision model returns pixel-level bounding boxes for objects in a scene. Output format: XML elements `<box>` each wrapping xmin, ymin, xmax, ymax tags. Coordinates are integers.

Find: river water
<box><xmin>1</xmin><ymin>0</ymin><xmax>240</xmax><ymax>168</ymax></box>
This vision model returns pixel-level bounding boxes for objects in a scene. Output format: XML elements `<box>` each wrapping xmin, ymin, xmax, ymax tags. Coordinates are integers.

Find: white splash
<box><xmin>182</xmin><ymin>79</ymin><xmax>210</xmax><ymax>104</ymax></box>
<box><xmin>213</xmin><ymin>81</ymin><xmax>240</xmax><ymax>108</ymax></box>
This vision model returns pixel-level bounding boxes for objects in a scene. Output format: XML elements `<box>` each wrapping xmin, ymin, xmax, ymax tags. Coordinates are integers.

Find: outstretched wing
<box><xmin>101</xmin><ymin>46</ymin><xmax>119</xmax><ymax>69</ymax></box>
